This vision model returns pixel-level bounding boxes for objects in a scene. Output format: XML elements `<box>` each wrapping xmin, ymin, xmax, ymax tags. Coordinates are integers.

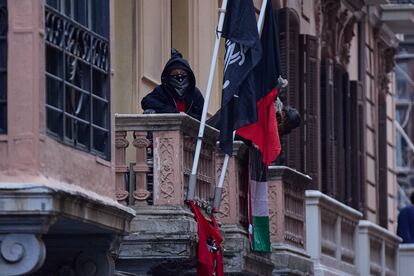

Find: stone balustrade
<box><xmin>305</xmin><ymin>190</ymin><xmax>363</xmax><ymax>275</ymax></box>
<box><xmin>357</xmin><ymin>220</ymin><xmax>400</xmax><ymax>276</ymax></box>
<box><xmin>115</xmin><ymin>113</ymin><xmax>219</xmax><ymax>274</ymax></box>
<box><xmin>398</xmin><ymin>243</ymin><xmax>414</xmax><ymax>276</ymax></box>
<box><xmin>215</xmin><ymin>141</ymin><xmax>252</xmax><ymax>273</ymax></box>
<box><xmin>268</xmin><ymin>166</ymin><xmax>313</xmax><ymax>274</ymax></box>
<box><xmin>115</xmin><ymin>113</ymin><xmax>219</xmax><ymax>206</ymax></box>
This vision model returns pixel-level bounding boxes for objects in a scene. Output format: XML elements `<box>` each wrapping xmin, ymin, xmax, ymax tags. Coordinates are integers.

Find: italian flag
<box><xmin>248</xmin><ymin>148</ymin><xmax>271</xmax><ymax>252</ymax></box>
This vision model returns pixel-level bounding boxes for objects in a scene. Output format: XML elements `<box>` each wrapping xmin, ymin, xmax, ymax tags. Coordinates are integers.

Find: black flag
<box><xmin>236</xmin><ymin>0</ymin><xmax>282</xmax><ymax>165</ymax></box>
<box><xmin>219</xmin><ymin>0</ymin><xmax>262</xmax><ymax>154</ymax></box>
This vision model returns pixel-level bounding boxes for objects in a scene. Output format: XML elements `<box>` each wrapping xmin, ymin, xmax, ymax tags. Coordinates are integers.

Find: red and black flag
<box><xmin>236</xmin><ymin>0</ymin><xmax>282</xmax><ymax>165</ymax></box>
<box><xmin>218</xmin><ymin>0</ymin><xmax>262</xmax><ymax>156</ymax></box>
<box><xmin>219</xmin><ymin>0</ymin><xmax>281</xmax><ymax>165</ymax></box>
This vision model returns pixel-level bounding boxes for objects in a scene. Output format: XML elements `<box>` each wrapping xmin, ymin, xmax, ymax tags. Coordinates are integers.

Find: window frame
<box><xmin>0</xmin><ymin>0</ymin><xmax>8</xmax><ymax>134</ymax></box>
<box><xmin>44</xmin><ymin>0</ymin><xmax>111</xmax><ymax>160</ymax></box>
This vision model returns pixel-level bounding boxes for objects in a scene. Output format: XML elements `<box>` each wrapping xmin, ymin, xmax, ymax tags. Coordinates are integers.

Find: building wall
<box><xmin>113</xmin><ymin>0</ymin><xmax>219</xmax><ymax>116</ymax></box>
<box><xmin>1</xmin><ymin>0</ymin><xmax>116</xmax><ymax>199</ymax></box>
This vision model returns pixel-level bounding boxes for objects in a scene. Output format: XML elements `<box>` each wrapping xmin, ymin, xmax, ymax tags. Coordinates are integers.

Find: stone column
<box><xmin>132</xmin><ymin>131</ymin><xmax>150</xmax><ymax>206</ymax></box>
<box><xmin>115</xmin><ymin>131</ymin><xmax>129</xmax><ymax>204</ymax></box>
<box><xmin>7</xmin><ymin>0</ymin><xmax>43</xmax><ymax>171</ymax></box>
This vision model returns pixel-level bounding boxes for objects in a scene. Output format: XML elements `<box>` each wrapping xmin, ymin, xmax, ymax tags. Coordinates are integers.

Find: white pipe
<box><xmin>187</xmin><ymin>0</ymin><xmax>229</xmax><ymax>200</ymax></box>
<box><xmin>395</xmin><ymin>120</ymin><xmax>414</xmax><ymax>153</ymax></box>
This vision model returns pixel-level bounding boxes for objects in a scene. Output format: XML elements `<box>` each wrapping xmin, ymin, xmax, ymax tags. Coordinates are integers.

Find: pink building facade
<box><xmin>0</xmin><ymin>1</ymin><xmax>134</xmax><ymax>275</ymax></box>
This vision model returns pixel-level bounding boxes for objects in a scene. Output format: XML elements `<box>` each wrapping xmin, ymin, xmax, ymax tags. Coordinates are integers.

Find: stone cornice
<box><xmin>267</xmin><ymin>166</ymin><xmax>312</xmax><ymax>187</ymax></box>
<box><xmin>0</xmin><ymin>183</ymin><xmax>135</xmax><ymax>234</ymax></box>
<box><xmin>115</xmin><ymin>113</ymin><xmax>219</xmax><ymax>145</ymax></box>
<box><xmin>358</xmin><ymin>220</ymin><xmax>402</xmax><ymax>244</ymax></box>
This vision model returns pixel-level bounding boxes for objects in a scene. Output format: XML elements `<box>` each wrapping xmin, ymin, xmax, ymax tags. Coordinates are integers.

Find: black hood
<box><xmin>161</xmin><ymin>48</ymin><xmax>196</xmax><ymax>91</ymax></box>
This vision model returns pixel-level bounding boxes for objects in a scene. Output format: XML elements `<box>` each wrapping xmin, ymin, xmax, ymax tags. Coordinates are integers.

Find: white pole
<box><xmin>213</xmin><ymin>0</ymin><xmax>268</xmax><ymax>211</ymax></box>
<box><xmin>187</xmin><ymin>0</ymin><xmax>229</xmax><ymax>201</ymax></box>
<box><xmin>395</xmin><ymin>120</ymin><xmax>414</xmax><ymax>153</ymax></box>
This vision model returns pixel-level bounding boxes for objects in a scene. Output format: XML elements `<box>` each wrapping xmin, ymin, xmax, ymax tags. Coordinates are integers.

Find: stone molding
<box><xmin>0</xmin><ymin>184</ymin><xmax>135</xmax><ymax>234</ymax></box>
<box><xmin>115</xmin><ymin>113</ymin><xmax>219</xmax><ymax>145</ymax></box>
<box><xmin>267</xmin><ymin>165</ymin><xmax>312</xmax><ymax>186</ymax></box>
<box><xmin>321</xmin><ymin>0</ymin><xmax>363</xmax><ymax>65</ymax></box>
<box><xmin>117</xmin><ymin>206</ymin><xmax>197</xmax><ymax>274</ymax></box>
<box><xmin>357</xmin><ymin>220</ymin><xmax>401</xmax><ymax>276</ymax></box>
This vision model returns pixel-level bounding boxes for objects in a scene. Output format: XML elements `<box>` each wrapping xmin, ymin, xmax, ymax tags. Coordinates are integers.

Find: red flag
<box><xmin>188</xmin><ymin>201</ymin><xmax>224</xmax><ymax>276</ymax></box>
<box><xmin>236</xmin><ymin>1</ymin><xmax>281</xmax><ymax>166</ymax></box>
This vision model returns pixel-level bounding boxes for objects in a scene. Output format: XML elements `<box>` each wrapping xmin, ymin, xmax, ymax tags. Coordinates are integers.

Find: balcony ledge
<box><xmin>0</xmin><ymin>182</ymin><xmax>135</xmax><ymax>234</ymax></box>
<box><xmin>381</xmin><ymin>4</ymin><xmax>414</xmax><ymax>34</ymax></box>
<box><xmin>115</xmin><ymin>113</ymin><xmax>219</xmax><ymax>142</ymax></box>
<box><xmin>358</xmin><ymin>220</ymin><xmax>402</xmax><ymax>243</ymax></box>
<box><xmin>305</xmin><ymin>190</ymin><xmax>363</xmax><ymax>219</ymax></box>
<box><xmin>268</xmin><ymin>166</ymin><xmax>312</xmax><ymax>186</ymax></box>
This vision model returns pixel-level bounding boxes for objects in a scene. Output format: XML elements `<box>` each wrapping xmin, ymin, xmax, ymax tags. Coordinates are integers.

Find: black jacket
<box><xmin>141</xmin><ymin>49</ymin><xmax>204</xmax><ymax>120</ymax></box>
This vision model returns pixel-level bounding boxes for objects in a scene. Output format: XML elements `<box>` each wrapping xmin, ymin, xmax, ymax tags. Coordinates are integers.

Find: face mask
<box><xmin>167</xmin><ymin>75</ymin><xmax>189</xmax><ymax>97</ymax></box>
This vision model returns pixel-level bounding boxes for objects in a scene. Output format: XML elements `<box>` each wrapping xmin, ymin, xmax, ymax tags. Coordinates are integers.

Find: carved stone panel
<box><xmin>268</xmin><ymin>180</ymin><xmax>284</xmax><ymax>243</ymax></box>
<box><xmin>153</xmin><ymin>131</ymin><xmax>183</xmax><ymax>205</ymax></box>
<box><xmin>321</xmin><ymin>0</ymin><xmax>360</xmax><ymax>66</ymax></box>
<box><xmin>215</xmin><ymin>156</ymin><xmax>238</xmax><ymax>225</ymax></box>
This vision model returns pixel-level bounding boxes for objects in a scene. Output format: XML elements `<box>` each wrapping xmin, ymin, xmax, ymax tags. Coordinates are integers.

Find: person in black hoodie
<box><xmin>141</xmin><ymin>49</ymin><xmax>204</xmax><ymax>120</ymax></box>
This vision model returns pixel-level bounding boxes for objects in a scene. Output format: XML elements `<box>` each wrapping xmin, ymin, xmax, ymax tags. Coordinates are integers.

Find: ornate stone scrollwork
<box><xmin>115</xmin><ymin>135</ymin><xmax>129</xmax><ymax>149</ymax></box>
<box><xmin>268</xmin><ymin>183</ymin><xmax>278</xmax><ymax>239</ymax></box>
<box><xmin>384</xmin><ymin>47</ymin><xmax>396</xmax><ymax>74</ymax></box>
<box><xmin>216</xmin><ymin>162</ymin><xmax>230</xmax><ymax>219</ymax></box>
<box><xmin>133</xmin><ymin>189</ymin><xmax>151</xmax><ymax>201</ymax></box>
<box><xmin>339</xmin><ymin>16</ymin><xmax>357</xmax><ymax>66</ymax></box>
<box><xmin>115</xmin><ymin>189</ymin><xmax>129</xmax><ymax>201</ymax></box>
<box><xmin>159</xmin><ymin>138</ymin><xmax>176</xmax><ymax>199</ymax></box>
<box><xmin>321</xmin><ymin>0</ymin><xmax>361</xmax><ymax>66</ymax></box>
<box><xmin>133</xmin><ymin>137</ymin><xmax>150</xmax><ymax>148</ymax></box>
<box><xmin>0</xmin><ymin>234</ymin><xmax>46</xmax><ymax>275</ymax></box>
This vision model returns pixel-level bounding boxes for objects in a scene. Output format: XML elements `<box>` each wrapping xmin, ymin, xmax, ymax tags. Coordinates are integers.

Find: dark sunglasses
<box><xmin>169</xmin><ymin>74</ymin><xmax>187</xmax><ymax>82</ymax></box>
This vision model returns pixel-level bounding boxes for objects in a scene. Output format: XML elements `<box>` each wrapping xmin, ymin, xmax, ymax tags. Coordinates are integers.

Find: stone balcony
<box><xmin>398</xmin><ymin>243</ymin><xmax>414</xmax><ymax>276</ymax></box>
<box><xmin>305</xmin><ymin>190</ymin><xmax>401</xmax><ymax>276</ymax></box>
<box><xmin>114</xmin><ymin>113</ymin><xmax>313</xmax><ymax>275</ymax></box>
<box><xmin>114</xmin><ymin>113</ymin><xmax>218</xmax><ymax>274</ymax></box>
<box><xmin>268</xmin><ymin>166</ymin><xmax>314</xmax><ymax>275</ymax></box>
<box><xmin>357</xmin><ymin>220</ymin><xmax>400</xmax><ymax>276</ymax></box>
<box><xmin>305</xmin><ymin>190</ymin><xmax>363</xmax><ymax>275</ymax></box>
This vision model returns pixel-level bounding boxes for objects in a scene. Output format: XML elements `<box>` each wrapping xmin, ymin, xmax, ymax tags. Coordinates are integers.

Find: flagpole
<box><xmin>213</xmin><ymin>0</ymin><xmax>268</xmax><ymax>211</ymax></box>
<box><xmin>187</xmin><ymin>0</ymin><xmax>229</xmax><ymax>201</ymax></box>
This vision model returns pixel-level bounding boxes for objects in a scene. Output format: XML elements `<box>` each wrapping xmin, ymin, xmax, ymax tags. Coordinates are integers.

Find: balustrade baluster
<box><xmin>115</xmin><ymin>131</ymin><xmax>129</xmax><ymax>204</ymax></box>
<box><xmin>132</xmin><ymin>131</ymin><xmax>151</xmax><ymax>206</ymax></box>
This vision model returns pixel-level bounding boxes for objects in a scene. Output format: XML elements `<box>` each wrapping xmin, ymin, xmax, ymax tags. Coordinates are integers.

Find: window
<box><xmin>0</xmin><ymin>0</ymin><xmax>7</xmax><ymax>134</ymax></box>
<box><xmin>45</xmin><ymin>0</ymin><xmax>110</xmax><ymax>159</ymax></box>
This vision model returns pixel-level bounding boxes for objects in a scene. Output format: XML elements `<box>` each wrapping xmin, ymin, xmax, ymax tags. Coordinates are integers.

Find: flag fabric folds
<box><xmin>235</xmin><ymin>0</ymin><xmax>282</xmax><ymax>166</ymax></box>
<box><xmin>248</xmin><ymin>147</ymin><xmax>271</xmax><ymax>252</ymax></box>
<box><xmin>219</xmin><ymin>0</ymin><xmax>262</xmax><ymax>156</ymax></box>
<box><xmin>219</xmin><ymin>0</ymin><xmax>281</xmax><ymax>166</ymax></box>
<box><xmin>188</xmin><ymin>201</ymin><xmax>224</xmax><ymax>276</ymax></box>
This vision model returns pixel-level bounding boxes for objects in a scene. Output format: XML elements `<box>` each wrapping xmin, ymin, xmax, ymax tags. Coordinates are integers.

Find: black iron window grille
<box><xmin>45</xmin><ymin>0</ymin><xmax>110</xmax><ymax>159</ymax></box>
<box><xmin>0</xmin><ymin>0</ymin><xmax>7</xmax><ymax>134</ymax></box>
